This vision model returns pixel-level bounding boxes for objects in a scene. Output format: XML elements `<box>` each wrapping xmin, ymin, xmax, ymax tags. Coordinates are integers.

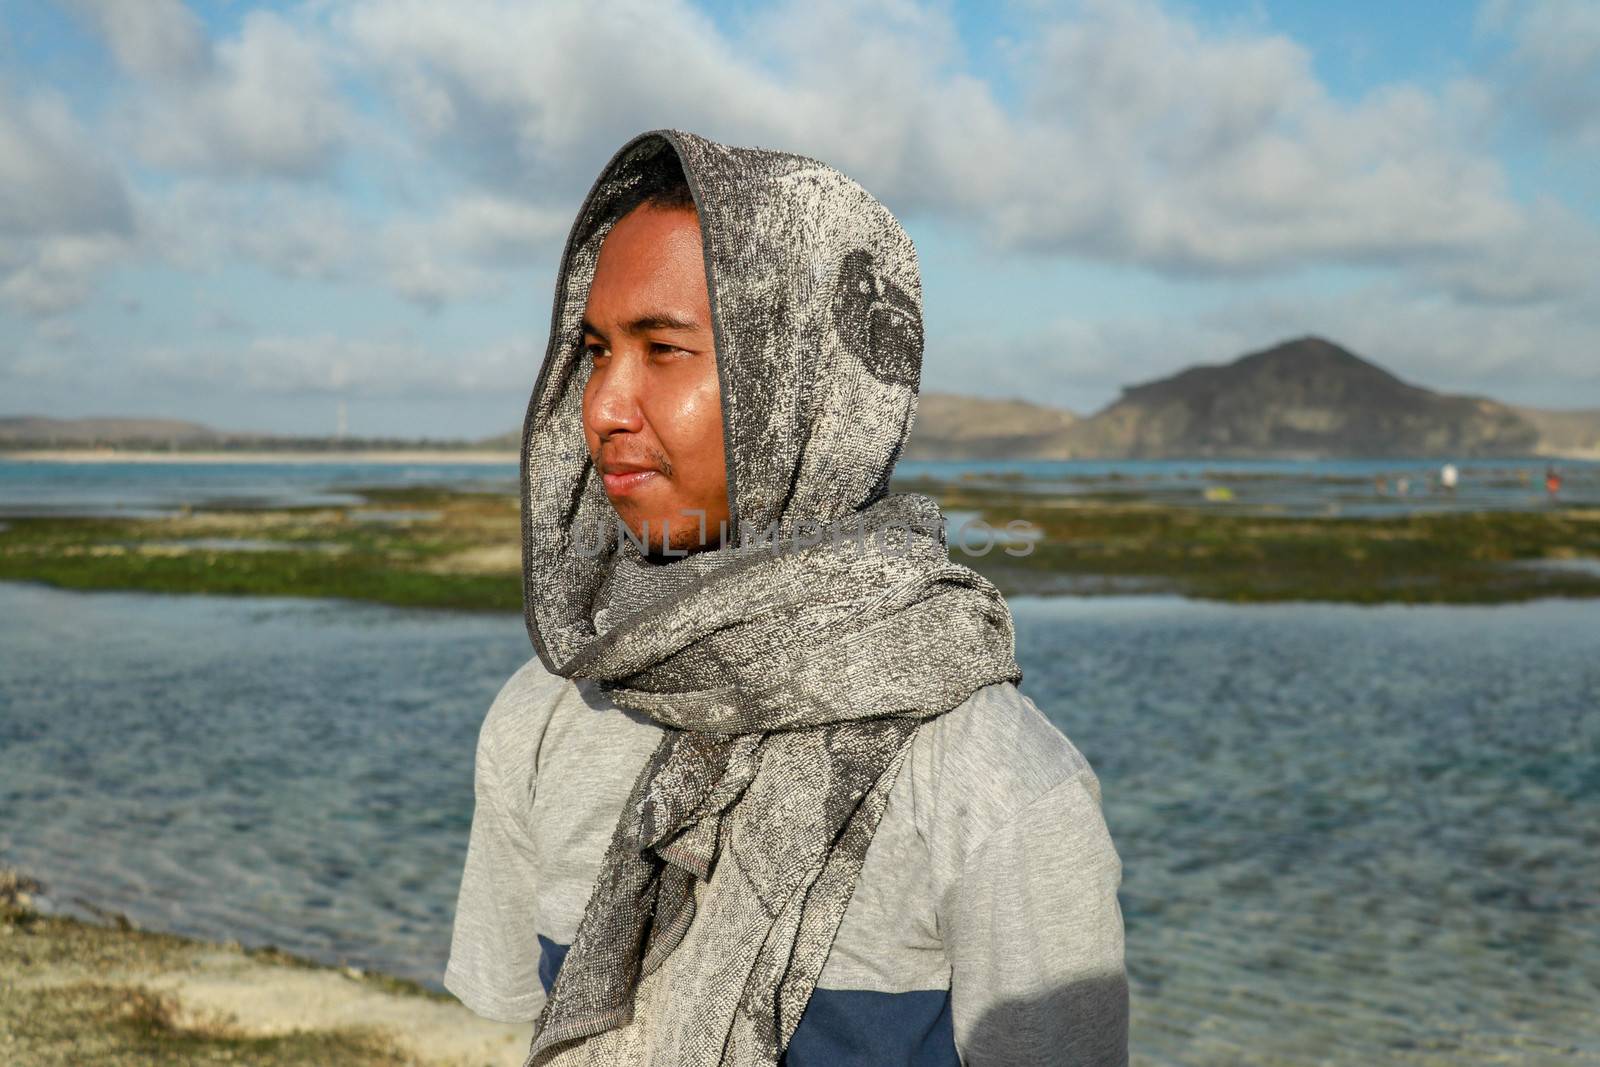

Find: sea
<box><xmin>1</xmin><ymin>457</ymin><xmax>1598</xmax><ymax>1064</ymax></box>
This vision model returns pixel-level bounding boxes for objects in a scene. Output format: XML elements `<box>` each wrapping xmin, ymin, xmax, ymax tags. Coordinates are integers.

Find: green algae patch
<box><xmin>2</xmin><ymin>482</ymin><xmax>1598</xmax><ymax>607</ymax></box>
<box><xmin>938</xmin><ymin>486</ymin><xmax>1600</xmax><ymax>604</ymax></box>
<box><xmin>0</xmin><ymin>486</ymin><xmax>523</xmax><ymax>613</ymax></box>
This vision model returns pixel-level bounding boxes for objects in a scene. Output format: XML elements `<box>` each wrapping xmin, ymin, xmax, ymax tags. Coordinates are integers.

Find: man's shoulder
<box><xmin>492</xmin><ymin>651</ymin><xmax>571</xmax><ymax>707</ymax></box>
<box><xmin>476</xmin><ymin>653</ymin><xmax>574</xmax><ymax>767</ymax></box>
<box><xmin>477</xmin><ymin>654</ymin><xmax>665</xmax><ymax>787</ymax></box>
<box><xmin>916</xmin><ymin>680</ymin><xmax>1092</xmax><ymax>795</ymax></box>
<box><xmin>901</xmin><ymin>681</ymin><xmax>1100</xmax><ymax>873</ymax></box>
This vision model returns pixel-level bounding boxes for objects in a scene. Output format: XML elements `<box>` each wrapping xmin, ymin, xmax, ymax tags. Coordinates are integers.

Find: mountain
<box><xmin>0</xmin><ymin>416</ymin><xmax>223</xmax><ymax>445</ymax></box>
<box><xmin>1060</xmin><ymin>336</ymin><xmax>1540</xmax><ymax>458</ymax></box>
<box><xmin>1511</xmin><ymin>406</ymin><xmax>1600</xmax><ymax>459</ymax></box>
<box><xmin>902</xmin><ymin>393</ymin><xmax>1078</xmax><ymax>460</ymax></box>
<box><xmin>476</xmin><ymin>428</ymin><xmax>522</xmax><ymax>450</ymax></box>
<box><xmin>0</xmin><ymin>416</ymin><xmax>511</xmax><ymax>452</ymax></box>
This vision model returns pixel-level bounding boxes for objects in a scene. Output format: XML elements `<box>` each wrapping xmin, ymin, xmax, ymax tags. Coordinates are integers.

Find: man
<box><xmin>444</xmin><ymin>129</ymin><xmax>1128</xmax><ymax>1066</ymax></box>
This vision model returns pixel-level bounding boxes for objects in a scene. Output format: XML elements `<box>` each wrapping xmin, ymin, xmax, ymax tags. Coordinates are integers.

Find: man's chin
<box><xmin>612</xmin><ymin>508</ymin><xmax>720</xmax><ymax>554</ymax></box>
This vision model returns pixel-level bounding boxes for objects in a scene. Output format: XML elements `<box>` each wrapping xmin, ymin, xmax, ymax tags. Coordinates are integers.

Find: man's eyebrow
<box><xmin>581</xmin><ymin>313</ymin><xmax>702</xmax><ymax>338</ymax></box>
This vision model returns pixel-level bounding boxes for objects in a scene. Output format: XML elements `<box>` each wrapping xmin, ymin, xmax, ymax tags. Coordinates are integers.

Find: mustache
<box><xmin>596</xmin><ymin>446</ymin><xmax>674</xmax><ymax>478</ymax></box>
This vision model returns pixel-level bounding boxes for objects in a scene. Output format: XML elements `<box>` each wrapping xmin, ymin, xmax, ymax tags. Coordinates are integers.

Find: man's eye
<box><xmin>584</xmin><ymin>343</ymin><xmax>608</xmax><ymax>361</ymax></box>
<box><xmin>651</xmin><ymin>343</ymin><xmax>687</xmax><ymax>357</ymax></box>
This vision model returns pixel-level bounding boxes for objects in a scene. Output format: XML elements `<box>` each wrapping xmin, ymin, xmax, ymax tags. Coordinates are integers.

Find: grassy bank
<box><xmin>0</xmin><ymin>486</ymin><xmax>523</xmax><ymax>613</ymax></box>
<box><xmin>1</xmin><ymin>870</ymin><xmax>530</xmax><ymax>1067</ymax></box>
<box><xmin>2</xmin><ymin>483</ymin><xmax>1598</xmax><ymax>607</ymax></box>
<box><xmin>922</xmin><ymin>483</ymin><xmax>1600</xmax><ymax>604</ymax></box>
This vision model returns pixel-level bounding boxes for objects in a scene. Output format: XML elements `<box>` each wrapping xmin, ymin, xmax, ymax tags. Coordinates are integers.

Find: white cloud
<box><xmin>1478</xmin><ymin>0</ymin><xmax>1600</xmax><ymax>149</ymax></box>
<box><xmin>378</xmin><ymin>192</ymin><xmax>568</xmax><ymax>307</ymax></box>
<box><xmin>341</xmin><ymin>0</ymin><xmax>791</xmax><ymax>195</ymax></box>
<box><xmin>35</xmin><ymin>317</ymin><xmax>83</xmax><ymax>345</ymax></box>
<box><xmin>130</xmin><ymin>333</ymin><xmax>542</xmax><ymax>398</ymax></box>
<box><xmin>0</xmin><ymin>233</ymin><xmax>129</xmax><ymax>316</ymax></box>
<box><xmin>0</xmin><ymin>82</ymin><xmax>135</xmax><ymax>316</ymax></box>
<box><xmin>37</xmin><ymin>0</ymin><xmax>1586</xmax><ymax>310</ymax></box>
<box><xmin>62</xmin><ymin>0</ymin><xmax>211</xmax><ymax>84</ymax></box>
<box><xmin>1420</xmin><ymin>197</ymin><xmax>1600</xmax><ymax>305</ymax></box>
<box><xmin>423</xmin><ymin>194</ymin><xmax>570</xmax><ymax>263</ymax></box>
<box><xmin>1</xmin><ymin>3</ymin><xmax>352</xmax><ymax>316</ymax></box>
<box><xmin>379</xmin><ymin>246</ymin><xmax>493</xmax><ymax>311</ymax></box>
<box><xmin>960</xmin><ymin>1</ymin><xmax>1526</xmax><ymax>272</ymax></box>
<box><xmin>139</xmin><ymin>180</ymin><xmax>360</xmax><ymax>280</ymax></box>
<box><xmin>71</xmin><ymin>2</ymin><xmax>349</xmax><ymax>178</ymax></box>
<box><xmin>338</xmin><ymin>0</ymin><xmax>1537</xmax><ymax>279</ymax></box>
<box><xmin>0</xmin><ymin>84</ymin><xmax>133</xmax><ymax>237</ymax></box>
<box><xmin>124</xmin><ymin>160</ymin><xmax>561</xmax><ymax>311</ymax></box>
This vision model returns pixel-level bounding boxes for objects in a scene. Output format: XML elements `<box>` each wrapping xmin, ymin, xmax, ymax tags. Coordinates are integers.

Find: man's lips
<box><xmin>599</xmin><ymin>460</ymin><xmax>664</xmax><ymax>496</ymax></box>
<box><xmin>602</xmin><ymin>469</ymin><xmax>660</xmax><ymax>495</ymax></box>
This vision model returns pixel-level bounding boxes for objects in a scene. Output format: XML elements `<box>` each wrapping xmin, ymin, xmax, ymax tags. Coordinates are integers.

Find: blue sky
<box><xmin>2</xmin><ymin>0</ymin><xmax>1597</xmax><ymax>439</ymax></box>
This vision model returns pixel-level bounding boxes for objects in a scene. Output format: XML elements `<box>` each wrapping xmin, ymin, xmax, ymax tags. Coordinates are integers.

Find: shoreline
<box><xmin>0</xmin><ymin>449</ymin><xmax>520</xmax><ymax>465</ymax></box>
<box><xmin>2</xmin><ymin>866</ymin><xmax>532</xmax><ymax>1066</ymax></box>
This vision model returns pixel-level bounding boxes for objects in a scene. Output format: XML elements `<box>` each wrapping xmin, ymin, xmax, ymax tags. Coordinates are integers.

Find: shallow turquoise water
<box><xmin>0</xmin><ymin>458</ymin><xmax>514</xmax><ymax>518</ymax></box>
<box><xmin>1015</xmin><ymin>596</ymin><xmax>1600</xmax><ymax>1064</ymax></box>
<box><xmin>1</xmin><ymin>582</ymin><xmax>1596</xmax><ymax>1063</ymax></box>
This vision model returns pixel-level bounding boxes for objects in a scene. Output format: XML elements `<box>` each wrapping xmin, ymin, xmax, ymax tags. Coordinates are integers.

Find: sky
<box><xmin>1</xmin><ymin>0</ymin><xmax>1597</xmax><ymax>440</ymax></box>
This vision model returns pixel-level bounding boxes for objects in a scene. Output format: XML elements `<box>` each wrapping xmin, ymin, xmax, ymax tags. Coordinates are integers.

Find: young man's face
<box><xmin>581</xmin><ymin>203</ymin><xmax>730</xmax><ymax>554</ymax></box>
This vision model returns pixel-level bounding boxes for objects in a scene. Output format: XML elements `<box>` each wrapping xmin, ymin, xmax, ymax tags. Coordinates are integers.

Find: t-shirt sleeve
<box><xmin>442</xmin><ymin>689</ymin><xmax>549</xmax><ymax>1024</ymax></box>
<box><xmin>942</xmin><ymin>767</ymin><xmax>1130</xmax><ymax>1066</ymax></box>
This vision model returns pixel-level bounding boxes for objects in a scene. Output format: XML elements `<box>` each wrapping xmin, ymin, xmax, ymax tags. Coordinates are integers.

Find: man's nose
<box><xmin>585</xmin><ymin>349</ymin><xmax>646</xmax><ymax>438</ymax></box>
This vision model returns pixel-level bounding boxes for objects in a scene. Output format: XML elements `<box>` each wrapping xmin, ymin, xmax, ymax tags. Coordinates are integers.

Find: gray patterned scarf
<box><xmin>518</xmin><ymin>129</ymin><xmax>1021</xmax><ymax>1066</ymax></box>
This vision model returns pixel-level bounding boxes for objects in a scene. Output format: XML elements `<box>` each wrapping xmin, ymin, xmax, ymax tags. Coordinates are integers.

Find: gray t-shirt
<box><xmin>445</xmin><ymin>655</ymin><xmax>1128</xmax><ymax>1065</ymax></box>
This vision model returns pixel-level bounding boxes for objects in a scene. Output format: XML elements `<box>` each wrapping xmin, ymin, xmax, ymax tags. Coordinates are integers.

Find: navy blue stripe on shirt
<box><xmin>537</xmin><ymin>933</ymin><xmax>570</xmax><ymax>995</ymax></box>
<box><xmin>783</xmin><ymin>987</ymin><xmax>959</xmax><ymax>1067</ymax></box>
<box><xmin>535</xmin><ymin>935</ymin><xmax>958</xmax><ymax>1066</ymax></box>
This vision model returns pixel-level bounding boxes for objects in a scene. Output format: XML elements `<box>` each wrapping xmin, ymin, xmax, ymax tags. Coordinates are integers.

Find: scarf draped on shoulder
<box><xmin>518</xmin><ymin>129</ymin><xmax>1021</xmax><ymax>1066</ymax></box>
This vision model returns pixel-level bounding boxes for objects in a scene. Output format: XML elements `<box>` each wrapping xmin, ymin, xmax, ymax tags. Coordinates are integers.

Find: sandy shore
<box><xmin>1</xmin><ymin>449</ymin><xmax>519</xmax><ymax>464</ymax></box>
<box><xmin>2</xmin><ymin>869</ymin><xmax>532</xmax><ymax>1067</ymax></box>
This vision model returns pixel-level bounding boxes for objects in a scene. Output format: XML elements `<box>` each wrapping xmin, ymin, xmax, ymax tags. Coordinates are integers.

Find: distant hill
<box><xmin>1511</xmin><ymin>406</ymin><xmax>1600</xmax><ymax>459</ymax></box>
<box><xmin>476</xmin><ymin>429</ymin><xmax>522</xmax><ymax>450</ymax></box>
<box><xmin>902</xmin><ymin>393</ymin><xmax>1078</xmax><ymax>460</ymax></box>
<box><xmin>0</xmin><ymin>416</ymin><xmax>223</xmax><ymax>446</ymax></box>
<box><xmin>0</xmin><ymin>416</ymin><xmax>508</xmax><ymax>453</ymax></box>
<box><xmin>1063</xmin><ymin>336</ymin><xmax>1538</xmax><ymax>458</ymax></box>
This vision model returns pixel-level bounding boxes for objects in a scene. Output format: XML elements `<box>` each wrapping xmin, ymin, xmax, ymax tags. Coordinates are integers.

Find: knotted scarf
<box><xmin>517</xmin><ymin>130</ymin><xmax>1022</xmax><ymax>1066</ymax></box>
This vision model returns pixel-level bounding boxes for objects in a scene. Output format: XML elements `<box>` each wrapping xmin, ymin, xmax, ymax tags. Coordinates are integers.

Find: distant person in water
<box><xmin>1439</xmin><ymin>463</ymin><xmax>1458</xmax><ymax>495</ymax></box>
<box><xmin>1546</xmin><ymin>465</ymin><xmax>1563</xmax><ymax>502</ymax></box>
<box><xmin>441</xmin><ymin>130</ymin><xmax>1128</xmax><ymax>1066</ymax></box>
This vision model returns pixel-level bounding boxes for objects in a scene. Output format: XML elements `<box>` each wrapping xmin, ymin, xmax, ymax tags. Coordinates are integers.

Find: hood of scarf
<box><xmin>520</xmin><ymin>128</ymin><xmax>933</xmax><ymax>682</ymax></box>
